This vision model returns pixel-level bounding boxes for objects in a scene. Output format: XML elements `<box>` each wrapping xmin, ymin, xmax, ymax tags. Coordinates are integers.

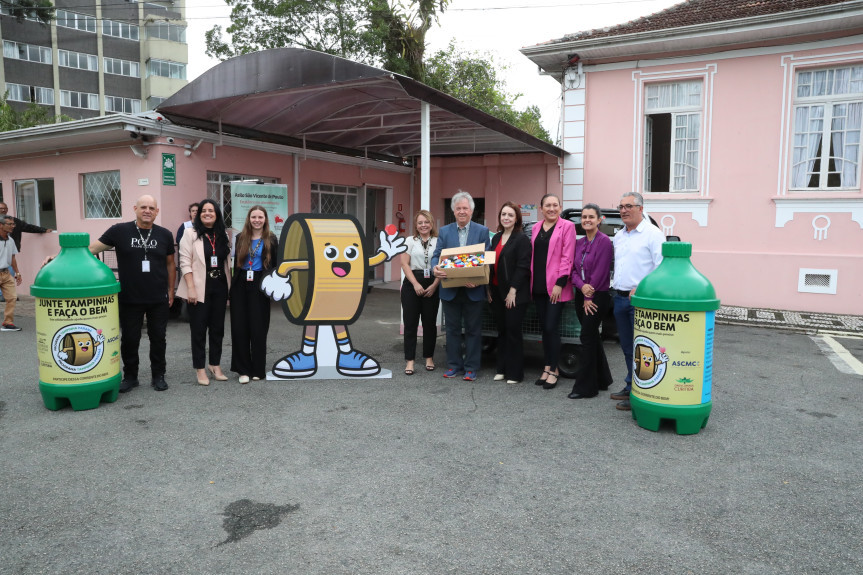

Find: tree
<box><xmin>0</xmin><ymin>93</ymin><xmax>68</xmax><ymax>132</ymax></box>
<box><xmin>205</xmin><ymin>1</ymin><xmax>549</xmax><ymax>142</ymax></box>
<box><xmin>0</xmin><ymin>0</ymin><xmax>55</xmax><ymax>26</ymax></box>
<box><xmin>424</xmin><ymin>42</ymin><xmax>551</xmax><ymax>142</ymax></box>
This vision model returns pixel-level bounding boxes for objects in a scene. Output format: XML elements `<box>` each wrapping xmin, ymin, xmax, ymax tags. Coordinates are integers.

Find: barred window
<box><xmin>83</xmin><ymin>171</ymin><xmax>122</xmax><ymax>219</ymax></box>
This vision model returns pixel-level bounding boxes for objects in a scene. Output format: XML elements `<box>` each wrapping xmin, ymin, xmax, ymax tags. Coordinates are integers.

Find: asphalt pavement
<box><xmin>1</xmin><ymin>288</ymin><xmax>861</xmax><ymax>575</ymax></box>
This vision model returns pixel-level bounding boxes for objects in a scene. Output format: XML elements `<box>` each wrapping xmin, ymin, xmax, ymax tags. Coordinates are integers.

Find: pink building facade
<box><xmin>522</xmin><ymin>0</ymin><xmax>863</xmax><ymax>314</ymax></box>
<box><xmin>0</xmin><ymin>116</ymin><xmax>560</xmax><ymax>291</ymax></box>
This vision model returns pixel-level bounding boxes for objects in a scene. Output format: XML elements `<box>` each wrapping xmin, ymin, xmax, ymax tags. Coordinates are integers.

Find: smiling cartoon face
<box><xmin>634</xmin><ymin>343</ymin><xmax>657</xmax><ymax>380</ymax></box>
<box><xmin>323</xmin><ymin>241</ymin><xmax>360</xmax><ymax>278</ymax></box>
<box><xmin>78</xmin><ymin>339</ymin><xmax>92</xmax><ymax>353</ymax></box>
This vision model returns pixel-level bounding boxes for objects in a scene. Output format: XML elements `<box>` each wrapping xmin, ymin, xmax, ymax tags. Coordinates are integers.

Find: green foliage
<box><xmin>0</xmin><ymin>0</ymin><xmax>55</xmax><ymax>26</ymax></box>
<box><xmin>0</xmin><ymin>93</ymin><xmax>68</xmax><ymax>132</ymax></box>
<box><xmin>204</xmin><ymin>1</ymin><xmax>549</xmax><ymax>143</ymax></box>
<box><xmin>424</xmin><ymin>43</ymin><xmax>551</xmax><ymax>143</ymax></box>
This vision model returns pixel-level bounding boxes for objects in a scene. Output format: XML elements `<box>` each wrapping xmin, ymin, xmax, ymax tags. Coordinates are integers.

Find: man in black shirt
<box><xmin>91</xmin><ymin>195</ymin><xmax>176</xmax><ymax>392</ymax></box>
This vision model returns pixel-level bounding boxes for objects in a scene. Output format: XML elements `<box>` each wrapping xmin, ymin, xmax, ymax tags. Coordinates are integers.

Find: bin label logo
<box><xmin>51</xmin><ymin>324</ymin><xmax>105</xmax><ymax>374</ymax></box>
<box><xmin>632</xmin><ymin>335</ymin><xmax>669</xmax><ymax>388</ymax></box>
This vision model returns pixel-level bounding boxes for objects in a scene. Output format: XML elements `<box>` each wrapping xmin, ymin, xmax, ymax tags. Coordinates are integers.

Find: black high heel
<box><xmin>534</xmin><ymin>370</ymin><xmax>551</xmax><ymax>386</ymax></box>
<box><xmin>543</xmin><ymin>372</ymin><xmax>559</xmax><ymax>390</ymax></box>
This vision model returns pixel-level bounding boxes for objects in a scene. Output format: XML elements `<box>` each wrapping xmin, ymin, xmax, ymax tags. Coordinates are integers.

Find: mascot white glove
<box><xmin>376</xmin><ymin>229</ymin><xmax>407</xmax><ymax>261</ymax></box>
<box><xmin>261</xmin><ymin>271</ymin><xmax>293</xmax><ymax>301</ymax></box>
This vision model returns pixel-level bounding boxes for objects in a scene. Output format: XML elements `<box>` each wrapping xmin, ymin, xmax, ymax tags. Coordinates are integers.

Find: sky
<box><xmin>183</xmin><ymin>0</ymin><xmax>682</xmax><ymax>140</ymax></box>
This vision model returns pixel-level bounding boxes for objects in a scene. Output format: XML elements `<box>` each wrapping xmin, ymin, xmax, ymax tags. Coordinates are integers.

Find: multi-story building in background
<box><xmin>0</xmin><ymin>0</ymin><xmax>188</xmax><ymax>118</ymax></box>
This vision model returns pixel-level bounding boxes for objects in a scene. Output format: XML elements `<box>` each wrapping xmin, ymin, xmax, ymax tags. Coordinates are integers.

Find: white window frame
<box><xmin>60</xmin><ymin>90</ymin><xmax>99</xmax><ymax>111</ymax></box>
<box><xmin>59</xmin><ymin>49</ymin><xmax>98</xmax><ymax>72</ymax></box>
<box><xmin>105</xmin><ymin>95</ymin><xmax>141</xmax><ymax>114</ymax></box>
<box><xmin>102</xmin><ymin>19</ymin><xmax>139</xmax><ymax>41</ymax></box>
<box><xmin>146</xmin><ymin>22</ymin><xmax>186</xmax><ymax>43</ymax></box>
<box><xmin>3</xmin><ymin>40</ymin><xmax>51</xmax><ymax>64</ymax></box>
<box><xmin>147</xmin><ymin>59</ymin><xmax>186</xmax><ymax>80</ymax></box>
<box><xmin>789</xmin><ymin>65</ymin><xmax>863</xmax><ymax>191</ymax></box>
<box><xmin>311</xmin><ymin>183</ymin><xmax>359</xmax><ymax>217</ymax></box>
<box><xmin>6</xmin><ymin>83</ymin><xmax>54</xmax><ymax>105</ymax></box>
<box><xmin>104</xmin><ymin>57</ymin><xmax>140</xmax><ymax>78</ymax></box>
<box><xmin>82</xmin><ymin>171</ymin><xmax>122</xmax><ymax>219</ymax></box>
<box><xmin>642</xmin><ymin>80</ymin><xmax>702</xmax><ymax>193</ymax></box>
<box><xmin>632</xmin><ymin>65</ymin><xmax>715</xmax><ymax>198</ymax></box>
<box><xmin>55</xmin><ymin>9</ymin><xmax>97</xmax><ymax>33</ymax></box>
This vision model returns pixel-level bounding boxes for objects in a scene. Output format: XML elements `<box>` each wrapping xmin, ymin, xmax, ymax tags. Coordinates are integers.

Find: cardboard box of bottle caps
<box><xmin>438</xmin><ymin>243</ymin><xmax>496</xmax><ymax>288</ymax></box>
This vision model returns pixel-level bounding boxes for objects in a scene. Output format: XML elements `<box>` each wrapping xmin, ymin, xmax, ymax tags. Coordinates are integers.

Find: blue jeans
<box><xmin>443</xmin><ymin>288</ymin><xmax>483</xmax><ymax>373</ymax></box>
<box><xmin>613</xmin><ymin>293</ymin><xmax>635</xmax><ymax>391</ymax></box>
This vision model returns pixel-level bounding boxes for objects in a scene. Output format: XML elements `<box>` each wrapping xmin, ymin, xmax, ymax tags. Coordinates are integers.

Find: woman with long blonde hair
<box><xmin>230</xmin><ymin>205</ymin><xmax>279</xmax><ymax>383</ymax></box>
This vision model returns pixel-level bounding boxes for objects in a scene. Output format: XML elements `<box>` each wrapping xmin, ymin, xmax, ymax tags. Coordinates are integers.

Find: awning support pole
<box><xmin>421</xmin><ymin>101</ymin><xmax>430</xmax><ymax>211</ymax></box>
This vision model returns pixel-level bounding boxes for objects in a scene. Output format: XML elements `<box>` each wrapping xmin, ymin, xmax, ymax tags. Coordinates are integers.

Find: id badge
<box><xmin>247</xmin><ymin>269</ymin><xmax>254</xmax><ymax>281</ymax></box>
<box><xmin>423</xmin><ymin>268</ymin><xmax>430</xmax><ymax>278</ymax></box>
<box><xmin>142</xmin><ymin>260</ymin><xmax>150</xmax><ymax>272</ymax></box>
<box><xmin>210</xmin><ymin>256</ymin><xmax>218</xmax><ymax>267</ymax></box>
<box><xmin>580</xmin><ymin>269</ymin><xmax>586</xmax><ymax>281</ymax></box>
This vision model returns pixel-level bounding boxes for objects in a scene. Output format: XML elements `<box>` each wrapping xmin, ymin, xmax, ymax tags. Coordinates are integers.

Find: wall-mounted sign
<box><xmin>162</xmin><ymin>154</ymin><xmax>176</xmax><ymax>186</ymax></box>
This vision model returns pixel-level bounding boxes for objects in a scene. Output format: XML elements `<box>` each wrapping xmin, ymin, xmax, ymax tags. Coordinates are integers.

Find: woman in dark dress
<box><xmin>230</xmin><ymin>205</ymin><xmax>279</xmax><ymax>383</ymax></box>
<box><xmin>489</xmin><ymin>202</ymin><xmax>532</xmax><ymax>384</ymax></box>
<box><xmin>568</xmin><ymin>203</ymin><xmax>614</xmax><ymax>398</ymax></box>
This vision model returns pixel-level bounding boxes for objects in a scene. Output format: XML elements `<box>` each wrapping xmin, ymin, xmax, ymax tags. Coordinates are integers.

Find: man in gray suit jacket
<box><xmin>432</xmin><ymin>191</ymin><xmax>490</xmax><ymax>381</ymax></box>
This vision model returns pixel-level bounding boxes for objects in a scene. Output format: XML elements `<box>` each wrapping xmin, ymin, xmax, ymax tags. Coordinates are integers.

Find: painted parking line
<box><xmin>811</xmin><ymin>334</ymin><xmax>863</xmax><ymax>376</ymax></box>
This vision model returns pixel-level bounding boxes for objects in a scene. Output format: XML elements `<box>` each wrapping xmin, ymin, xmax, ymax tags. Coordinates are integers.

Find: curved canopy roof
<box><xmin>158</xmin><ymin>48</ymin><xmax>563</xmax><ymax>166</ymax></box>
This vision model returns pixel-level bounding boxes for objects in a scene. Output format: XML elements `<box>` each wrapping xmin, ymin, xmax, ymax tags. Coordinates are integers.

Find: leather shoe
<box><xmin>151</xmin><ymin>375</ymin><xmax>168</xmax><ymax>391</ymax></box>
<box><xmin>610</xmin><ymin>389</ymin><xmax>630</xmax><ymax>400</ymax></box>
<box><xmin>119</xmin><ymin>378</ymin><xmax>139</xmax><ymax>393</ymax></box>
<box><xmin>615</xmin><ymin>399</ymin><xmax>631</xmax><ymax>411</ymax></box>
<box><xmin>568</xmin><ymin>391</ymin><xmax>597</xmax><ymax>399</ymax></box>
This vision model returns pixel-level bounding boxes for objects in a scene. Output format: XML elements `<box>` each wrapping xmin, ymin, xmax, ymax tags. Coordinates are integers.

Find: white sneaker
<box><xmin>493</xmin><ymin>373</ymin><xmax>505</xmax><ymax>381</ymax></box>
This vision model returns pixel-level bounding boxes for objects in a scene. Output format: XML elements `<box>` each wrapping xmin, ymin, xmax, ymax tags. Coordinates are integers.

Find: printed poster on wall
<box><xmin>230</xmin><ymin>182</ymin><xmax>289</xmax><ymax>238</ymax></box>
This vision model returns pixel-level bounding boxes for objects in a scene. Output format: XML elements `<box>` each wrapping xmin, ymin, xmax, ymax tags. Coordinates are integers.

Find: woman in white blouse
<box><xmin>399</xmin><ymin>210</ymin><xmax>441</xmax><ymax>375</ymax></box>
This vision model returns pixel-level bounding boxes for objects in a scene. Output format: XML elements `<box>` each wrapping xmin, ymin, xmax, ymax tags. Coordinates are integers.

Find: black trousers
<box><xmin>490</xmin><ymin>285</ymin><xmax>528</xmax><ymax>381</ymax></box>
<box><xmin>118</xmin><ymin>300</ymin><xmax>169</xmax><ymax>380</ymax></box>
<box><xmin>188</xmin><ymin>276</ymin><xmax>229</xmax><ymax>369</ymax></box>
<box><xmin>230</xmin><ymin>270</ymin><xmax>272</xmax><ymax>379</ymax></box>
<box><xmin>401</xmin><ymin>271</ymin><xmax>440</xmax><ymax>360</ymax></box>
<box><xmin>533</xmin><ymin>293</ymin><xmax>565</xmax><ymax>371</ymax></box>
<box><xmin>573</xmin><ymin>291</ymin><xmax>613</xmax><ymax>394</ymax></box>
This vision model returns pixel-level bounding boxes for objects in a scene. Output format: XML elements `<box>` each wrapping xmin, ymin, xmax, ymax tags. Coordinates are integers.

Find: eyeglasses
<box><xmin>617</xmin><ymin>204</ymin><xmax>641</xmax><ymax>211</ymax></box>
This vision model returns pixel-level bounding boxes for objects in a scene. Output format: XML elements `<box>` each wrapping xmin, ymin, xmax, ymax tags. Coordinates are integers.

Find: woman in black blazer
<box><xmin>488</xmin><ymin>202</ymin><xmax>532</xmax><ymax>384</ymax></box>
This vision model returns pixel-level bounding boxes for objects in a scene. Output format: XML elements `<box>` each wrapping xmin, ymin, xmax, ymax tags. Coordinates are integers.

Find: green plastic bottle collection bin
<box><xmin>30</xmin><ymin>233</ymin><xmax>121</xmax><ymax>411</ymax></box>
<box><xmin>629</xmin><ymin>242</ymin><xmax>720</xmax><ymax>435</ymax></box>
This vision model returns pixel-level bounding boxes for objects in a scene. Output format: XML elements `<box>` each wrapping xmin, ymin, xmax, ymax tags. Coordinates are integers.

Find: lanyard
<box><xmin>205</xmin><ymin>232</ymin><xmax>217</xmax><ymax>268</ymax></box>
<box><xmin>580</xmin><ymin>236</ymin><xmax>595</xmax><ymax>279</ymax></box>
<box><xmin>247</xmin><ymin>238</ymin><xmax>263</xmax><ymax>270</ymax></box>
<box><xmin>420</xmin><ymin>237</ymin><xmax>430</xmax><ymax>270</ymax></box>
<box><xmin>135</xmin><ymin>226</ymin><xmax>153</xmax><ymax>261</ymax></box>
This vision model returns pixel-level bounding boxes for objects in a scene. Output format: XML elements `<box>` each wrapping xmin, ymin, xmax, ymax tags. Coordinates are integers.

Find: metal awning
<box><xmin>158</xmin><ymin>48</ymin><xmax>563</xmax><ymax>166</ymax></box>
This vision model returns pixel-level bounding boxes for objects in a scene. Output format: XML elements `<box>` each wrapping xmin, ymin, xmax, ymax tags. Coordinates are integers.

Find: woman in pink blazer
<box><xmin>530</xmin><ymin>193</ymin><xmax>575</xmax><ymax>389</ymax></box>
<box><xmin>176</xmin><ymin>199</ymin><xmax>232</xmax><ymax>386</ymax></box>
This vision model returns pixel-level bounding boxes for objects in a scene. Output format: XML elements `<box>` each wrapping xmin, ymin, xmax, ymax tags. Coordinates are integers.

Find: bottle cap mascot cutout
<box><xmin>261</xmin><ymin>214</ymin><xmax>406</xmax><ymax>379</ymax></box>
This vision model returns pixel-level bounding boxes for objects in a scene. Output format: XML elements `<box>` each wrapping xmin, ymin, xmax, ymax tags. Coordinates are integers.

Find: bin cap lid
<box><xmin>662</xmin><ymin>242</ymin><xmax>692</xmax><ymax>258</ymax></box>
<box><xmin>59</xmin><ymin>233</ymin><xmax>91</xmax><ymax>248</ymax></box>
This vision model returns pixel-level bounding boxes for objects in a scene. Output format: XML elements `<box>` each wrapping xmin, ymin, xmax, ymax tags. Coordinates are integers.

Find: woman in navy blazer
<box><xmin>488</xmin><ymin>202</ymin><xmax>532</xmax><ymax>384</ymax></box>
<box><xmin>530</xmin><ymin>193</ymin><xmax>576</xmax><ymax>389</ymax></box>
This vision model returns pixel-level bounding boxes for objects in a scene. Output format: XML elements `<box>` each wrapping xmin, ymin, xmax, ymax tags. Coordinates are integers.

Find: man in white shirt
<box><xmin>609</xmin><ymin>192</ymin><xmax>664</xmax><ymax>411</ymax></box>
<box><xmin>0</xmin><ymin>215</ymin><xmax>23</xmax><ymax>331</ymax></box>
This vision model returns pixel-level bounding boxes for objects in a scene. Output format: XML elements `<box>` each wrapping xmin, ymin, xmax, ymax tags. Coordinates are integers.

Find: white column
<box><xmin>562</xmin><ymin>66</ymin><xmax>586</xmax><ymax>211</ymax></box>
<box><xmin>421</xmin><ymin>101</ymin><xmax>430</xmax><ymax>210</ymax></box>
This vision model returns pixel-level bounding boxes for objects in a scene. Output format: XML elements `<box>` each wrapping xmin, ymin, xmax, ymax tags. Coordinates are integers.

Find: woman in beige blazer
<box><xmin>176</xmin><ymin>199</ymin><xmax>231</xmax><ymax>385</ymax></box>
